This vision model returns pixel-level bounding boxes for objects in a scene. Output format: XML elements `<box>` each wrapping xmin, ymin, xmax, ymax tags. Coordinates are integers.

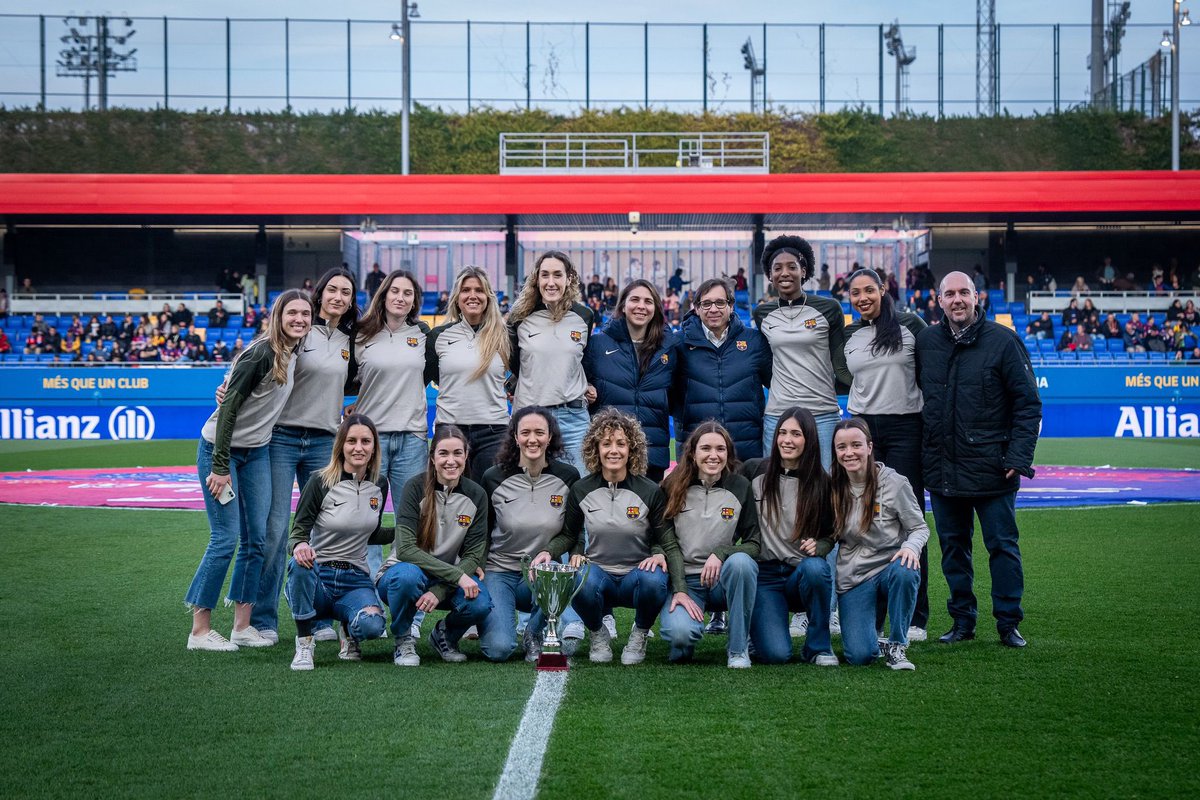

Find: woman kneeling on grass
<box><xmin>531</xmin><ymin>408</ymin><xmax>670</xmax><ymax>665</ymax></box>
<box><xmin>376</xmin><ymin>425</ymin><xmax>492</xmax><ymax>667</ymax></box>
<box><xmin>658</xmin><ymin>422</ymin><xmax>761</xmax><ymax>669</ymax></box>
<box><xmin>830</xmin><ymin>418</ymin><xmax>927</xmax><ymax>670</ymax></box>
<box><xmin>185</xmin><ymin>289</ymin><xmax>313</xmax><ymax>652</ymax></box>
<box><xmin>286</xmin><ymin>414</ymin><xmax>393</xmax><ymax>671</ymax></box>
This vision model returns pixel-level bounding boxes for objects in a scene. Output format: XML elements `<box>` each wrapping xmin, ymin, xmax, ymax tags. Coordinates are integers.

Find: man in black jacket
<box><xmin>916</xmin><ymin>271</ymin><xmax>1041</xmax><ymax>648</ymax></box>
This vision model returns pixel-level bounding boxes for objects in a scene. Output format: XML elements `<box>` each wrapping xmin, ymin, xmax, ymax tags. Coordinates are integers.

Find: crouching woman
<box><xmin>286</xmin><ymin>414</ymin><xmax>392</xmax><ymax>670</ymax></box>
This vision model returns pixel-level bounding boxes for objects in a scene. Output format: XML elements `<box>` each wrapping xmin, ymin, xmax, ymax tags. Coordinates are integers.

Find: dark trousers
<box><xmin>860</xmin><ymin>412</ymin><xmax>929</xmax><ymax>628</ymax></box>
<box><xmin>458</xmin><ymin>423</ymin><xmax>507</xmax><ymax>484</ymax></box>
<box><xmin>928</xmin><ymin>490</ymin><xmax>1024</xmax><ymax>632</ymax></box>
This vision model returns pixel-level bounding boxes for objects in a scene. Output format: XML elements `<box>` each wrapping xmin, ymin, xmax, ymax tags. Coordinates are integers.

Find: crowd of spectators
<box><xmin>1023</xmin><ymin>297</ymin><xmax>1200</xmax><ymax>361</ymax></box>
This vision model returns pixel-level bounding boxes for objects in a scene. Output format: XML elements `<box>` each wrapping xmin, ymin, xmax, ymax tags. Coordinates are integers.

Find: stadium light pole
<box><xmin>391</xmin><ymin>3</ymin><xmax>419</xmax><ymax>175</ymax></box>
<box><xmin>1164</xmin><ymin>1</ymin><xmax>1191</xmax><ymax>171</ymax></box>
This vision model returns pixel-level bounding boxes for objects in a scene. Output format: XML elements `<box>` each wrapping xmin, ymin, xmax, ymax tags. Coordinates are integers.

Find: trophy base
<box><xmin>536</xmin><ymin>652</ymin><xmax>570</xmax><ymax>671</ymax></box>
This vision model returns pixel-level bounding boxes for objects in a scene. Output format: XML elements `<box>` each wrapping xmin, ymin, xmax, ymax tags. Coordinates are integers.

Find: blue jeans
<box><xmin>552</xmin><ymin>405</ymin><xmax>590</xmax><ymax>476</ymax></box>
<box><xmin>185</xmin><ymin>439</ymin><xmax>272</xmax><ymax>609</ymax></box>
<box><xmin>839</xmin><ymin>559</ymin><xmax>920</xmax><ymax>665</ymax></box>
<box><xmin>761</xmin><ymin>409</ymin><xmax>841</xmax><ymax>471</ymax></box>
<box><xmin>371</xmin><ymin>431</ymin><xmax>428</xmax><ymax>577</ymax></box>
<box><xmin>377</xmin><ymin>562</ymin><xmax>493</xmax><ymax>645</ymax></box>
<box><xmin>929</xmin><ymin>490</ymin><xmax>1024</xmax><ymax>632</ymax></box>
<box><xmin>659</xmin><ymin>552</ymin><xmax>758</xmax><ymax>661</ymax></box>
<box><xmin>749</xmin><ymin>558</ymin><xmax>833</xmax><ymax>664</ymax></box>
<box><xmin>284</xmin><ymin>559</ymin><xmax>386</xmax><ymax>642</ymax></box>
<box><xmin>478</xmin><ymin>569</ymin><xmax>584</xmax><ymax>662</ymax></box>
<box><xmin>252</xmin><ymin>425</ymin><xmax>334</xmax><ymax>632</ymax></box>
<box><xmin>572</xmin><ymin>565</ymin><xmax>669</xmax><ymax>631</ymax></box>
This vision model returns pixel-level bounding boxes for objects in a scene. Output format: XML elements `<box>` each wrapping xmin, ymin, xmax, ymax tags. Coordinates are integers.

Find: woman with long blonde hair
<box><xmin>185</xmin><ymin>289</ymin><xmax>313</xmax><ymax>652</ymax></box>
<box><xmin>508</xmin><ymin>250</ymin><xmax>595</xmax><ymax>473</ymax></box>
<box><xmin>425</xmin><ymin>266</ymin><xmax>511</xmax><ymax>482</ymax></box>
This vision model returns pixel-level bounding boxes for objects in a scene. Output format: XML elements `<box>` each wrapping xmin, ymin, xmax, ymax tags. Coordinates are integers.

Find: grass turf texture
<box><xmin>1</xmin><ymin>438</ymin><xmax>1198</xmax><ymax>797</ymax></box>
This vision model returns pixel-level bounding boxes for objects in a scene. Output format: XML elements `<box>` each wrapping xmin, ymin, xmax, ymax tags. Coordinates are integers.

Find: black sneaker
<box><xmin>429</xmin><ymin>620</ymin><xmax>467</xmax><ymax>663</ymax></box>
<box><xmin>885</xmin><ymin>642</ymin><xmax>915</xmax><ymax>671</ymax></box>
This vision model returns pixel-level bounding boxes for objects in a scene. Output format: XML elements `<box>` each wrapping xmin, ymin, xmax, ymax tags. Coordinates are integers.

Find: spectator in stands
<box><xmin>434</xmin><ymin>291</ymin><xmax>450</xmax><ymax>315</ymax></box>
<box><xmin>1101</xmin><ymin>313</ymin><xmax>1121</xmax><ymax>341</ymax></box>
<box><xmin>977</xmin><ymin>289</ymin><xmax>993</xmax><ymax>317</ymax></box>
<box><xmin>1062</xmin><ymin>298</ymin><xmax>1081</xmax><ymax>327</ymax></box>
<box><xmin>211</xmin><ymin>339</ymin><xmax>231</xmax><ymax>362</ymax></box>
<box><xmin>208</xmin><ymin>300</ymin><xmax>229</xmax><ymax>328</ymax></box>
<box><xmin>1036</xmin><ymin>263</ymin><xmax>1055</xmax><ymax>291</ymax></box>
<box><xmin>20</xmin><ymin>277</ymin><xmax>34</xmax><ymax>293</ymax></box>
<box><xmin>1070</xmin><ymin>276</ymin><xmax>1090</xmax><ymax>295</ymax></box>
<box><xmin>735</xmin><ymin>267</ymin><xmax>750</xmax><ymax>292</ymax></box>
<box><xmin>1084</xmin><ymin>312</ymin><xmax>1102</xmax><ymax>337</ymax></box>
<box><xmin>1112</xmin><ymin>272</ymin><xmax>1137</xmax><ymax>291</ymax></box>
<box><xmin>1097</xmin><ymin>256</ymin><xmax>1116</xmax><ymax>289</ymax></box>
<box><xmin>242</xmin><ymin>305</ymin><xmax>258</xmax><ymax>333</ymax></box>
<box><xmin>1181</xmin><ymin>300</ymin><xmax>1199</xmax><ymax>327</ymax></box>
<box><xmin>366</xmin><ymin>262</ymin><xmax>386</xmax><ymax>298</ymax></box>
<box><xmin>157</xmin><ymin>303</ymin><xmax>173</xmax><ymax>330</ymax></box>
<box><xmin>0</xmin><ymin>288</ymin><xmax>8</xmax><ymax>318</ymax></box>
<box><xmin>24</xmin><ymin>329</ymin><xmax>45</xmax><ymax>355</ymax></box>
<box><xmin>1027</xmin><ymin>311</ymin><xmax>1054</xmax><ymax>340</ymax></box>
<box><xmin>1150</xmin><ymin>274</ymin><xmax>1168</xmax><ymax>295</ymax></box>
<box><xmin>668</xmin><ymin>268</ymin><xmax>690</xmax><ymax>299</ymax></box>
<box><xmin>0</xmin><ymin>329</ymin><xmax>11</xmax><ymax>355</ymax></box>
<box><xmin>97</xmin><ymin>315</ymin><xmax>116</xmax><ymax>343</ymax></box>
<box><xmin>232</xmin><ymin>337</ymin><xmax>245</xmax><ymax>358</ymax></box>
<box><xmin>663</xmin><ymin>287</ymin><xmax>682</xmax><ymax>325</ymax></box>
<box><xmin>1166</xmin><ymin>299</ymin><xmax>1185</xmax><ymax>322</ymax></box>
<box><xmin>587</xmin><ymin>274</ymin><xmax>605</xmax><ymax>305</ymax></box>
<box><xmin>116</xmin><ymin>313</ymin><xmax>134</xmax><ymax>344</ymax></box>
<box><xmin>301</xmin><ymin>278</ymin><xmax>315</xmax><ymax>293</ymax></box>
<box><xmin>44</xmin><ymin>326</ymin><xmax>64</xmax><ymax>354</ymax></box>
<box><xmin>241</xmin><ymin>272</ymin><xmax>258</xmax><ymax>305</ymax></box>
<box><xmin>911</xmin><ymin>288</ymin><xmax>925</xmax><ymax>312</ymax></box>
<box><xmin>31</xmin><ymin>313</ymin><xmax>47</xmax><ymax>336</ymax></box>
<box><xmin>84</xmin><ymin>315</ymin><xmax>100</xmax><ymax>342</ymax></box>
<box><xmin>830</xmin><ymin>276</ymin><xmax>848</xmax><ymax>302</ymax></box>
<box><xmin>972</xmin><ymin>265</ymin><xmax>987</xmax><ymax>292</ymax></box>
<box><xmin>1081</xmin><ymin>297</ymin><xmax>1100</xmax><ymax>320</ymax></box>
<box><xmin>922</xmin><ymin>295</ymin><xmax>941</xmax><ymax>325</ymax></box>
<box><xmin>1144</xmin><ymin>317</ymin><xmax>1167</xmax><ymax>353</ymax></box>
<box><xmin>175</xmin><ymin>302</ymin><xmax>194</xmax><ymax>327</ymax></box>
<box><xmin>1071</xmin><ymin>324</ymin><xmax>1094</xmax><ymax>352</ymax></box>
<box><xmin>137</xmin><ymin>334</ymin><xmax>161</xmax><ymax>362</ymax></box>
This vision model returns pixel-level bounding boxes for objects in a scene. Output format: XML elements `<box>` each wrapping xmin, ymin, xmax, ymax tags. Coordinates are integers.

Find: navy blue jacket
<box><xmin>583</xmin><ymin>317</ymin><xmax>680</xmax><ymax>470</ymax></box>
<box><xmin>672</xmin><ymin>312</ymin><xmax>771</xmax><ymax>461</ymax></box>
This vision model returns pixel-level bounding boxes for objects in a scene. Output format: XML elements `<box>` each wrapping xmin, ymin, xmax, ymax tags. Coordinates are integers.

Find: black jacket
<box><xmin>916</xmin><ymin>313</ymin><xmax>1042</xmax><ymax>497</ymax></box>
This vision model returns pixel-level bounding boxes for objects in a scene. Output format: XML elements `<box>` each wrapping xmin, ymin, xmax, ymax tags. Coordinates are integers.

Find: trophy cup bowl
<box><xmin>523</xmin><ymin>556</ymin><xmax>591</xmax><ymax>671</ymax></box>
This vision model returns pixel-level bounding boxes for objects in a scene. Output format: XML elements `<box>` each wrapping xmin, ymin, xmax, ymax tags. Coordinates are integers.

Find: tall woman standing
<box><xmin>843</xmin><ymin>267</ymin><xmax>930</xmax><ymax>641</ymax></box>
<box><xmin>185</xmin><ymin>289</ymin><xmax>313</xmax><ymax>651</ymax></box>
<box><xmin>354</xmin><ymin>270</ymin><xmax>431</xmax><ymax>577</ymax></box>
<box><xmin>583</xmin><ymin>280</ymin><xmax>678</xmax><ymax>482</ymax></box>
<box><xmin>507</xmin><ymin>250</ymin><xmax>595</xmax><ymax>473</ymax></box>
<box><xmin>251</xmin><ymin>267</ymin><xmax>358</xmax><ymax>643</ymax></box>
<box><xmin>425</xmin><ymin>267</ymin><xmax>511</xmax><ymax>482</ymax></box>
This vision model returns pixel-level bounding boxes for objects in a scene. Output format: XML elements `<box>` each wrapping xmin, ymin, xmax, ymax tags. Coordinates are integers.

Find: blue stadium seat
<box><xmin>840</xmin><ymin>302</ymin><xmax>852</xmax><ymax>314</ymax></box>
<box><xmin>1148</xmin><ymin>351</ymin><xmax>1168</xmax><ymax>362</ymax></box>
<box><xmin>1038</xmin><ymin>340</ymin><xmax>1056</xmax><ymax>352</ymax></box>
<box><xmin>239</xmin><ymin>327</ymin><xmax>256</xmax><ymax>340</ymax></box>
<box><xmin>1011</xmin><ymin>303</ymin><xmax>1026</xmax><ymax>316</ymax></box>
<box><xmin>993</xmin><ymin>300</ymin><xmax>1010</xmax><ymax>314</ymax></box>
<box><xmin>193</xmin><ymin>317</ymin><xmax>208</xmax><ymax>328</ymax></box>
<box><xmin>1023</xmin><ymin>334</ymin><xmax>1037</xmax><ymax>345</ymax></box>
<box><xmin>1076</xmin><ymin>349</ymin><xmax>1096</xmax><ymax>360</ymax></box>
<box><xmin>816</xmin><ymin>290</ymin><xmax>833</xmax><ymax>298</ymax></box>
<box><xmin>227</xmin><ymin>315</ymin><xmax>244</xmax><ymax>328</ymax></box>
<box><xmin>356</xmin><ymin>291</ymin><xmax>369</xmax><ymax>310</ymax></box>
<box><xmin>1129</xmin><ymin>352</ymin><xmax>1149</xmax><ymax>362</ymax></box>
<box><xmin>1094</xmin><ymin>352</ymin><xmax>1114</xmax><ymax>363</ymax></box>
<box><xmin>1107</xmin><ymin>338</ymin><xmax>1125</xmax><ymax>352</ymax></box>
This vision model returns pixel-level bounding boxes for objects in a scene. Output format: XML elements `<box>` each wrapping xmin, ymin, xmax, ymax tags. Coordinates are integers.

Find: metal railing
<box><xmin>8</xmin><ymin>292</ymin><xmax>246</xmax><ymax>316</ymax></box>
<box><xmin>1024</xmin><ymin>290</ymin><xmax>1199</xmax><ymax>314</ymax></box>
<box><xmin>499</xmin><ymin>131</ymin><xmax>769</xmax><ymax>174</ymax></box>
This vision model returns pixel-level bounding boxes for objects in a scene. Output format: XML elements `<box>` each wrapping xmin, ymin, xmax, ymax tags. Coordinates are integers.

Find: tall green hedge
<box><xmin>0</xmin><ymin>106</ymin><xmax>1193</xmax><ymax>173</ymax></box>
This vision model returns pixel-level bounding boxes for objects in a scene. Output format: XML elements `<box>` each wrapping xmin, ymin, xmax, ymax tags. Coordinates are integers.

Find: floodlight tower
<box><xmin>741</xmin><ymin>38</ymin><xmax>766</xmax><ymax>114</ymax></box>
<box><xmin>884</xmin><ymin>22</ymin><xmax>917</xmax><ymax>115</ymax></box>
<box><xmin>57</xmin><ymin>16</ymin><xmax>138</xmax><ymax>111</ymax></box>
<box><xmin>976</xmin><ymin>0</ymin><xmax>996</xmax><ymax>115</ymax></box>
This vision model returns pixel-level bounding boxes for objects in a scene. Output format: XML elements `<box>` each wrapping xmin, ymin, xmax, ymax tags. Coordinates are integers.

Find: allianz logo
<box><xmin>1114</xmin><ymin>405</ymin><xmax>1199</xmax><ymax>438</ymax></box>
<box><xmin>0</xmin><ymin>406</ymin><xmax>156</xmax><ymax>440</ymax></box>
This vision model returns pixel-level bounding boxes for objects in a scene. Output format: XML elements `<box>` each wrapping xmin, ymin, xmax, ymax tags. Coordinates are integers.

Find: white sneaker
<box><xmin>561</xmin><ymin>621</ymin><xmax>585</xmax><ymax>656</ymax></box>
<box><xmin>885</xmin><ymin>642</ymin><xmax>916</xmax><ymax>671</ymax></box>
<box><xmin>463</xmin><ymin>625</ymin><xmax>480</xmax><ymax>640</ymax></box>
<box><xmin>313</xmin><ymin>626</ymin><xmax>339</xmax><ymax>642</ymax></box>
<box><xmin>409</xmin><ymin>622</ymin><xmax>422</xmax><ymax>639</ymax></box>
<box><xmin>258</xmin><ymin>629</ymin><xmax>279</xmax><ymax>645</ymax></box>
<box><xmin>393</xmin><ymin>635</ymin><xmax>420</xmax><ymax>667</ymax></box>
<box><xmin>621</xmin><ymin>626</ymin><xmax>650</xmax><ymax>665</ymax></box>
<box><xmin>523</xmin><ymin>627</ymin><xmax>542</xmax><ymax>664</ymax></box>
<box><xmin>338</xmin><ymin>628</ymin><xmax>362</xmax><ymax>661</ymax></box>
<box><xmin>907</xmin><ymin>626</ymin><xmax>928</xmax><ymax>642</ymax></box>
<box><xmin>291</xmin><ymin>636</ymin><xmax>315</xmax><ymax>671</ymax></box>
<box><xmin>229</xmin><ymin>625</ymin><xmax>274</xmax><ymax>648</ymax></box>
<box><xmin>602</xmin><ymin>614</ymin><xmax>618</xmax><ymax>641</ymax></box>
<box><xmin>727</xmin><ymin>651</ymin><xmax>751</xmax><ymax>669</ymax></box>
<box><xmin>812</xmin><ymin>652</ymin><xmax>840</xmax><ymax>667</ymax></box>
<box><xmin>187</xmin><ymin>630</ymin><xmax>238</xmax><ymax>652</ymax></box>
<box><xmin>589</xmin><ymin>624</ymin><xmax>613</xmax><ymax>663</ymax></box>
<box><xmin>830</xmin><ymin>609</ymin><xmax>842</xmax><ymax>636</ymax></box>
<box><xmin>790</xmin><ymin>612</ymin><xmax>809</xmax><ymax>638</ymax></box>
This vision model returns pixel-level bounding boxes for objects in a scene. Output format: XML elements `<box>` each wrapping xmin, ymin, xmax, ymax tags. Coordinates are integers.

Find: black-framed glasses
<box><xmin>698</xmin><ymin>299</ymin><xmax>730</xmax><ymax>310</ymax></box>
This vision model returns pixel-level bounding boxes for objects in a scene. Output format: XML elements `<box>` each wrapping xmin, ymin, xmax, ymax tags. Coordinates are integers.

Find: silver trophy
<box><xmin>523</xmin><ymin>557</ymin><xmax>591</xmax><ymax>671</ymax></box>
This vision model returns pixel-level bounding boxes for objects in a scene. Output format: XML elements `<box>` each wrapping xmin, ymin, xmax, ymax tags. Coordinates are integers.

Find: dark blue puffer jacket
<box><xmin>583</xmin><ymin>317</ymin><xmax>680</xmax><ymax>469</ymax></box>
<box><xmin>672</xmin><ymin>312</ymin><xmax>771</xmax><ymax>461</ymax></box>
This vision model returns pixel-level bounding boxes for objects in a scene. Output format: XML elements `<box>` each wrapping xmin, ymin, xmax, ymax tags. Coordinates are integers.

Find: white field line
<box><xmin>492</xmin><ymin>670</ymin><xmax>569</xmax><ymax>800</ymax></box>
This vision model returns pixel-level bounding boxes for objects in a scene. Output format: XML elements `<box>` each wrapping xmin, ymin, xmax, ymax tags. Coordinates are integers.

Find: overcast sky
<box><xmin>0</xmin><ymin>2</ymin><xmax>1191</xmax><ymax>114</ymax></box>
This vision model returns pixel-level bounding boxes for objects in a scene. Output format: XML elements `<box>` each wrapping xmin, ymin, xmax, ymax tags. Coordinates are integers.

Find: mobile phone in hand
<box><xmin>217</xmin><ymin>483</ymin><xmax>236</xmax><ymax>505</ymax></box>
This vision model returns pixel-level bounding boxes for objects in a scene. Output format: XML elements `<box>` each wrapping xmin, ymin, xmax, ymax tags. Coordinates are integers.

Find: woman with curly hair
<box><xmin>425</xmin><ymin>267</ymin><xmax>511</xmax><ymax>482</ymax></box>
<box><xmin>658</xmin><ymin>422</ymin><xmax>761</xmax><ymax>668</ymax></box>
<box><xmin>532</xmin><ymin>408</ymin><xmax>670</xmax><ymax>665</ymax></box>
<box><xmin>478</xmin><ymin>406</ymin><xmax>583</xmax><ymax>662</ymax></box>
<box><xmin>507</xmin><ymin>251</ymin><xmax>595</xmax><ymax>473</ymax></box>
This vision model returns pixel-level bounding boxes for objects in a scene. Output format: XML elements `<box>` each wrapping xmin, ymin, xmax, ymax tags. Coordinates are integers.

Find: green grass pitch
<box><xmin>0</xmin><ymin>438</ymin><xmax>1197</xmax><ymax>798</ymax></box>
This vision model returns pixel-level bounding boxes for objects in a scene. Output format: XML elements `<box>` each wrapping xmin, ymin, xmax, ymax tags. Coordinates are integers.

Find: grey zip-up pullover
<box><xmin>377</xmin><ymin>473</ymin><xmax>489</xmax><ymax>602</ymax></box>
<box><xmin>355</xmin><ymin>321</ymin><xmax>430</xmax><ymax>435</ymax></box>
<box><xmin>753</xmin><ymin>294</ymin><xmax>851</xmax><ymax>416</ymax></box>
<box><xmin>482</xmin><ymin>460</ymin><xmax>581</xmax><ymax>573</ymax></box>
<box><xmin>276</xmin><ymin>323</ymin><xmax>352</xmax><ymax>433</ymax></box>
<box><xmin>287</xmin><ymin>472</ymin><xmax>394</xmax><ymax>577</ymax></box>
<box><xmin>661</xmin><ymin>474</ymin><xmax>761</xmax><ymax>595</ymax></box>
<box><xmin>201</xmin><ymin>339</ymin><xmax>296</xmax><ymax>474</ymax></box>
<box><xmin>509</xmin><ymin>302</ymin><xmax>594</xmax><ymax>408</ymax></box>
<box><xmin>425</xmin><ymin>320</ymin><xmax>508</xmax><ymax>425</ymax></box>
<box><xmin>742</xmin><ymin>459</ymin><xmax>834</xmax><ymax>565</ymax></box>
<box><xmin>836</xmin><ymin>464</ymin><xmax>930</xmax><ymax>594</ymax></box>
<box><xmin>545</xmin><ymin>472</ymin><xmax>668</xmax><ymax>578</ymax></box>
<box><xmin>843</xmin><ymin>312</ymin><xmax>926</xmax><ymax>416</ymax></box>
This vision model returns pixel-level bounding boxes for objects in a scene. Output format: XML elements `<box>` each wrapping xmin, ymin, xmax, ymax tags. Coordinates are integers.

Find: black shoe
<box><xmin>937</xmin><ymin>625</ymin><xmax>976</xmax><ymax>644</ymax></box>
<box><xmin>999</xmin><ymin>628</ymin><xmax>1027</xmax><ymax>648</ymax></box>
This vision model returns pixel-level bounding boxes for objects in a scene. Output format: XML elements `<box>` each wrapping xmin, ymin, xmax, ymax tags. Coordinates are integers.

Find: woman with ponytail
<box><xmin>375</xmin><ymin>425</ymin><xmax>492</xmax><ymax>666</ymax></box>
<box><xmin>843</xmin><ymin>267</ymin><xmax>930</xmax><ymax>641</ymax></box>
